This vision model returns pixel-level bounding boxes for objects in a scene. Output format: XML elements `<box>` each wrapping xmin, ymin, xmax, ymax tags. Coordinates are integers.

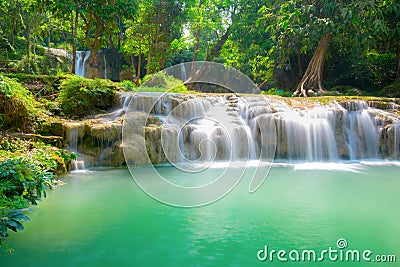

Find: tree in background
<box><xmin>123</xmin><ymin>0</ymin><xmax>184</xmax><ymax>75</ymax></box>
<box><xmin>260</xmin><ymin>0</ymin><xmax>394</xmax><ymax>96</ymax></box>
<box><xmin>79</xmin><ymin>0</ymin><xmax>135</xmax><ymax>78</ymax></box>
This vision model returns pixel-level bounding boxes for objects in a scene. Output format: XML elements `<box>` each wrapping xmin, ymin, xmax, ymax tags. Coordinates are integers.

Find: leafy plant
<box><xmin>139</xmin><ymin>72</ymin><xmax>188</xmax><ymax>93</ymax></box>
<box><xmin>0</xmin><ymin>75</ymin><xmax>42</xmax><ymax>132</ymax></box>
<box><xmin>380</xmin><ymin>81</ymin><xmax>400</xmax><ymax>98</ymax></box>
<box><xmin>1</xmin><ymin>209</ymin><xmax>30</xmax><ymax>238</ymax></box>
<box><xmin>262</xmin><ymin>88</ymin><xmax>292</xmax><ymax>97</ymax></box>
<box><xmin>119</xmin><ymin>80</ymin><xmax>137</xmax><ymax>91</ymax></box>
<box><xmin>58</xmin><ymin>75</ymin><xmax>117</xmax><ymax>117</ymax></box>
<box><xmin>0</xmin><ymin>158</ymin><xmax>54</xmax><ymax>205</ymax></box>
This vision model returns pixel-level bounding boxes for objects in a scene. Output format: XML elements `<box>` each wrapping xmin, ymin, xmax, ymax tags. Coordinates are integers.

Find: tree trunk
<box><xmin>146</xmin><ymin>43</ymin><xmax>152</xmax><ymax>74</ymax></box>
<box><xmin>71</xmin><ymin>4</ymin><xmax>79</xmax><ymax>75</ymax></box>
<box><xmin>206</xmin><ymin>26</ymin><xmax>231</xmax><ymax>61</ymax></box>
<box><xmin>89</xmin><ymin>48</ymin><xmax>98</xmax><ymax>79</ymax></box>
<box><xmin>396</xmin><ymin>52</ymin><xmax>400</xmax><ymax>81</ymax></box>
<box><xmin>192</xmin><ymin>0</ymin><xmax>202</xmax><ymax>69</ymax></box>
<box><xmin>26</xmin><ymin>14</ymin><xmax>31</xmax><ymax>70</ymax></box>
<box><xmin>138</xmin><ymin>53</ymin><xmax>141</xmax><ymax>78</ymax></box>
<box><xmin>297</xmin><ymin>52</ymin><xmax>303</xmax><ymax>77</ymax></box>
<box><xmin>294</xmin><ymin>33</ymin><xmax>332</xmax><ymax>97</ymax></box>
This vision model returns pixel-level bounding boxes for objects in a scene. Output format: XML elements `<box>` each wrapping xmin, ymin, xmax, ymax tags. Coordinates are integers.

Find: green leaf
<box><xmin>10</xmin><ymin>219</ymin><xmax>24</xmax><ymax>231</ymax></box>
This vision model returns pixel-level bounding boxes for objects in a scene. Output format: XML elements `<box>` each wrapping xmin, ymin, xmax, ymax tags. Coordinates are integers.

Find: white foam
<box><xmin>292</xmin><ymin>162</ymin><xmax>363</xmax><ymax>172</ymax></box>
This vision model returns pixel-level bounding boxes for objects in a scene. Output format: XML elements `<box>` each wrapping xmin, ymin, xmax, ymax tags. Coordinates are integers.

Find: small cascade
<box><xmin>129</xmin><ymin>94</ymin><xmax>263</xmax><ymax>163</ymax></box>
<box><xmin>65</xmin><ymin>93</ymin><xmax>400</xmax><ymax>168</ymax></box>
<box><xmin>65</xmin><ymin>123</ymin><xmax>86</xmax><ymax>171</ymax></box>
<box><xmin>125</xmin><ymin>94</ymin><xmax>400</xmax><ymax>164</ymax></box>
<box><xmin>394</xmin><ymin>122</ymin><xmax>400</xmax><ymax>159</ymax></box>
<box><xmin>75</xmin><ymin>51</ymin><xmax>90</xmax><ymax>77</ymax></box>
<box><xmin>274</xmin><ymin>107</ymin><xmax>339</xmax><ymax>162</ymax></box>
<box><xmin>72</xmin><ymin>159</ymin><xmax>85</xmax><ymax>170</ymax></box>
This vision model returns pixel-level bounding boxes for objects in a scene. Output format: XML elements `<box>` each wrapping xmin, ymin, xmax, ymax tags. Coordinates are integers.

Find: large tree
<box><xmin>261</xmin><ymin>0</ymin><xmax>391</xmax><ymax>96</ymax></box>
<box><xmin>123</xmin><ymin>0</ymin><xmax>184</xmax><ymax>75</ymax></box>
<box><xmin>79</xmin><ymin>0</ymin><xmax>135</xmax><ymax>78</ymax></box>
<box><xmin>188</xmin><ymin>0</ymin><xmax>241</xmax><ymax>63</ymax></box>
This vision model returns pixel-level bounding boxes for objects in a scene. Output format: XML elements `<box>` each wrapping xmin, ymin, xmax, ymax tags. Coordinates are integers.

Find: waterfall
<box><xmin>128</xmin><ymin>94</ymin><xmax>260</xmax><ymax>163</ymax></box>
<box><xmin>75</xmin><ymin>51</ymin><xmax>83</xmax><ymax>76</ymax></box>
<box><xmin>65</xmin><ymin>123</ymin><xmax>86</xmax><ymax>171</ymax></box>
<box><xmin>75</xmin><ymin>51</ymin><xmax>90</xmax><ymax>77</ymax></box>
<box><xmin>125</xmin><ymin>94</ymin><xmax>399</xmax><ymax>164</ymax></box>
<box><xmin>68</xmin><ymin>128</ymin><xmax>78</xmax><ymax>152</ymax></box>
<box><xmin>67</xmin><ymin>93</ymin><xmax>399</xmax><ymax>168</ymax></box>
<box><xmin>392</xmin><ymin>121</ymin><xmax>400</xmax><ymax>159</ymax></box>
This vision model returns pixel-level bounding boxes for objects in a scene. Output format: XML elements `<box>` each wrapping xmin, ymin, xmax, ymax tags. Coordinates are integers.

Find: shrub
<box><xmin>380</xmin><ymin>81</ymin><xmax>400</xmax><ymax>98</ymax></box>
<box><xmin>0</xmin><ymin>158</ymin><xmax>54</xmax><ymax>206</ymax></box>
<box><xmin>58</xmin><ymin>75</ymin><xmax>117</xmax><ymax>117</ymax></box>
<box><xmin>0</xmin><ymin>157</ymin><xmax>53</xmax><ymax>240</ymax></box>
<box><xmin>140</xmin><ymin>72</ymin><xmax>188</xmax><ymax>93</ymax></box>
<box><xmin>0</xmin><ymin>137</ymin><xmax>74</xmax><ymax>241</ymax></box>
<box><xmin>0</xmin><ymin>74</ymin><xmax>42</xmax><ymax>132</ymax></box>
<box><xmin>119</xmin><ymin>80</ymin><xmax>137</xmax><ymax>91</ymax></box>
<box><xmin>262</xmin><ymin>88</ymin><xmax>292</xmax><ymax>97</ymax></box>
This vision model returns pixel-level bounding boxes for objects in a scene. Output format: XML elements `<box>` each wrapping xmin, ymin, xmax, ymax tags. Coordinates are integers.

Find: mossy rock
<box><xmin>37</xmin><ymin>120</ymin><xmax>64</xmax><ymax>137</ymax></box>
<box><xmin>0</xmin><ymin>74</ymin><xmax>42</xmax><ymax>132</ymax></box>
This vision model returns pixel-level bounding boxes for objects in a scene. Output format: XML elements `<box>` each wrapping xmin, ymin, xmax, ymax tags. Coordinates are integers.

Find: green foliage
<box><xmin>330</xmin><ymin>85</ymin><xmax>361</xmax><ymax>96</ymax></box>
<box><xmin>380</xmin><ymin>81</ymin><xmax>400</xmax><ymax>98</ymax></box>
<box><xmin>0</xmin><ymin>155</ymin><xmax>54</xmax><ymax>240</ymax></box>
<box><xmin>140</xmin><ymin>72</ymin><xmax>188</xmax><ymax>93</ymax></box>
<box><xmin>325</xmin><ymin>51</ymin><xmax>397</xmax><ymax>94</ymax></box>
<box><xmin>0</xmin><ymin>136</ymin><xmax>74</xmax><ymax>241</ymax></box>
<box><xmin>119</xmin><ymin>80</ymin><xmax>137</xmax><ymax>92</ymax></box>
<box><xmin>0</xmin><ymin>138</ymin><xmax>74</xmax><ymax>175</ymax></box>
<box><xmin>0</xmin><ymin>74</ymin><xmax>42</xmax><ymax>132</ymax></box>
<box><xmin>0</xmin><ymin>158</ymin><xmax>54</xmax><ymax>206</ymax></box>
<box><xmin>262</xmin><ymin>88</ymin><xmax>292</xmax><ymax>97</ymax></box>
<box><xmin>58</xmin><ymin>76</ymin><xmax>117</xmax><ymax>117</ymax></box>
<box><xmin>351</xmin><ymin>52</ymin><xmax>397</xmax><ymax>92</ymax></box>
<box><xmin>1</xmin><ymin>209</ymin><xmax>30</xmax><ymax>238</ymax></box>
<box><xmin>9</xmin><ymin>54</ymin><xmax>70</xmax><ymax>75</ymax></box>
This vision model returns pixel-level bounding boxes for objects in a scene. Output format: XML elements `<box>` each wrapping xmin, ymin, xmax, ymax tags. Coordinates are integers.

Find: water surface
<box><xmin>1</xmin><ymin>164</ymin><xmax>399</xmax><ymax>266</ymax></box>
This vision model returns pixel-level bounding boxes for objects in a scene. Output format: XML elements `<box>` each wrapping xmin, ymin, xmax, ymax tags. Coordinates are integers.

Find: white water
<box><xmin>125</xmin><ymin>93</ymin><xmax>400</xmax><ymax>164</ymax></box>
<box><xmin>66</xmin><ymin>124</ymin><xmax>86</xmax><ymax>171</ymax></box>
<box><xmin>75</xmin><ymin>51</ymin><xmax>90</xmax><ymax>77</ymax></box>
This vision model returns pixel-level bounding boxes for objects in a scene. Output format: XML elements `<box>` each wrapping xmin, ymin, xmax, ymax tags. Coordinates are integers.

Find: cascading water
<box><xmin>67</xmin><ymin>92</ymin><xmax>399</xmax><ymax>168</ymax></box>
<box><xmin>128</xmin><ymin>94</ymin><xmax>259</xmax><ymax>163</ymax></box>
<box><xmin>123</xmin><ymin>93</ymin><xmax>400</xmax><ymax>164</ymax></box>
<box><xmin>394</xmin><ymin>122</ymin><xmax>400</xmax><ymax>159</ymax></box>
<box><xmin>65</xmin><ymin>123</ymin><xmax>85</xmax><ymax>170</ymax></box>
<box><xmin>75</xmin><ymin>51</ymin><xmax>90</xmax><ymax>77</ymax></box>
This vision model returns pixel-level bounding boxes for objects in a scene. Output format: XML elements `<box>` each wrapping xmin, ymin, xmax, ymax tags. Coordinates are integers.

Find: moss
<box><xmin>5</xmin><ymin>73</ymin><xmax>69</xmax><ymax>98</ymax></box>
<box><xmin>0</xmin><ymin>137</ymin><xmax>74</xmax><ymax>175</ymax></box>
<box><xmin>0</xmin><ymin>74</ymin><xmax>43</xmax><ymax>132</ymax></box>
<box><xmin>37</xmin><ymin>119</ymin><xmax>64</xmax><ymax>137</ymax></box>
